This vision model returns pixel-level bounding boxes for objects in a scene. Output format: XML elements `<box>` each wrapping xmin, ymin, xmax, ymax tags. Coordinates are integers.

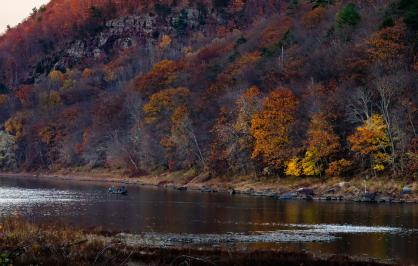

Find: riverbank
<box><xmin>0</xmin><ymin>169</ymin><xmax>417</xmax><ymax>203</ymax></box>
<box><xmin>0</xmin><ymin>218</ymin><xmax>402</xmax><ymax>266</ymax></box>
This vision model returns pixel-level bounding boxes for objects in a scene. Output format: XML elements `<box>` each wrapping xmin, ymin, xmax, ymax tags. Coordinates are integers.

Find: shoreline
<box><xmin>0</xmin><ymin>218</ymin><xmax>404</xmax><ymax>266</ymax></box>
<box><xmin>0</xmin><ymin>170</ymin><xmax>417</xmax><ymax>204</ymax></box>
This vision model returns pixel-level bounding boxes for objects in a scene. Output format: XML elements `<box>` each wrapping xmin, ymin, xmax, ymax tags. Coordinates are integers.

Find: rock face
<box><xmin>59</xmin><ymin>8</ymin><xmax>207</xmax><ymax>69</ymax></box>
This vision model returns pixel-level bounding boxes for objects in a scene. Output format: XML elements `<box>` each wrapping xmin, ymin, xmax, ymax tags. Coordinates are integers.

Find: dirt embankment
<box><xmin>0</xmin><ymin>169</ymin><xmax>417</xmax><ymax>203</ymax></box>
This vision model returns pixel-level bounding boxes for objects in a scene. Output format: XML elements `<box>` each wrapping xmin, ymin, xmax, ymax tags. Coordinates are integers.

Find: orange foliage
<box><xmin>302</xmin><ymin>7</ymin><xmax>326</xmax><ymax>28</ymax></box>
<box><xmin>259</xmin><ymin>17</ymin><xmax>292</xmax><ymax>49</ymax></box>
<box><xmin>143</xmin><ymin>87</ymin><xmax>190</xmax><ymax>124</ymax></box>
<box><xmin>224</xmin><ymin>51</ymin><xmax>261</xmax><ymax>77</ymax></box>
<box><xmin>0</xmin><ymin>95</ymin><xmax>8</xmax><ymax>106</ymax></box>
<box><xmin>15</xmin><ymin>85</ymin><xmax>33</xmax><ymax>105</ymax></box>
<box><xmin>367</xmin><ymin>21</ymin><xmax>407</xmax><ymax>64</ymax></box>
<box><xmin>229</xmin><ymin>0</ymin><xmax>246</xmax><ymax>12</ymax></box>
<box><xmin>306</xmin><ymin>112</ymin><xmax>341</xmax><ymax>159</ymax></box>
<box><xmin>4</xmin><ymin>112</ymin><xmax>26</xmax><ymax>141</ymax></box>
<box><xmin>159</xmin><ymin>35</ymin><xmax>172</xmax><ymax>49</ymax></box>
<box><xmin>251</xmin><ymin>89</ymin><xmax>298</xmax><ymax>170</ymax></box>
<box><xmin>134</xmin><ymin>60</ymin><xmax>182</xmax><ymax>96</ymax></box>
<box><xmin>82</xmin><ymin>68</ymin><xmax>93</xmax><ymax>78</ymax></box>
<box><xmin>348</xmin><ymin>114</ymin><xmax>389</xmax><ymax>156</ymax></box>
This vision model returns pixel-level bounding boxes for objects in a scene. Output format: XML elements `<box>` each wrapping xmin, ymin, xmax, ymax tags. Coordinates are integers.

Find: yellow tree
<box><xmin>4</xmin><ymin>112</ymin><xmax>27</xmax><ymax>141</ymax></box>
<box><xmin>348</xmin><ymin>114</ymin><xmax>391</xmax><ymax>173</ymax></box>
<box><xmin>251</xmin><ymin>89</ymin><xmax>298</xmax><ymax>171</ymax></box>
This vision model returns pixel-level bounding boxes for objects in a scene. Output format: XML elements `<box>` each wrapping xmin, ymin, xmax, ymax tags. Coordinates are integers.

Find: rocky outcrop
<box><xmin>58</xmin><ymin>8</ymin><xmax>207</xmax><ymax>69</ymax></box>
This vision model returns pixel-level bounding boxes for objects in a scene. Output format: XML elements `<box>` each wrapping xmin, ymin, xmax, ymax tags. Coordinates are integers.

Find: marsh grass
<box><xmin>0</xmin><ymin>218</ymin><xmax>398</xmax><ymax>266</ymax></box>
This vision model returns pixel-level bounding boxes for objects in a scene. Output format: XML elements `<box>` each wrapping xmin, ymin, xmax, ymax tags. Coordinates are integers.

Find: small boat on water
<box><xmin>108</xmin><ymin>186</ymin><xmax>128</xmax><ymax>195</ymax></box>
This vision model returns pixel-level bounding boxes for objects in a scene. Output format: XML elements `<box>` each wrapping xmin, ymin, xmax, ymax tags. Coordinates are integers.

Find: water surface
<box><xmin>0</xmin><ymin>176</ymin><xmax>417</xmax><ymax>264</ymax></box>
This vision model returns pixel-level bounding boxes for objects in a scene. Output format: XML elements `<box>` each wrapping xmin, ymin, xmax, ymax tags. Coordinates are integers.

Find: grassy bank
<box><xmin>0</xmin><ymin>218</ymin><xmax>400</xmax><ymax>266</ymax></box>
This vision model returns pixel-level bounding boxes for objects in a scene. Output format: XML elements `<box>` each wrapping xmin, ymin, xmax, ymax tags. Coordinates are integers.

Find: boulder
<box><xmin>401</xmin><ymin>186</ymin><xmax>412</xmax><ymax>195</ymax></box>
<box><xmin>296</xmin><ymin>187</ymin><xmax>314</xmax><ymax>196</ymax></box>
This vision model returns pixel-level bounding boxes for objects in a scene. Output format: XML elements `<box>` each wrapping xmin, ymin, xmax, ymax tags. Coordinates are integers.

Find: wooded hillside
<box><xmin>0</xmin><ymin>0</ymin><xmax>416</xmax><ymax>180</ymax></box>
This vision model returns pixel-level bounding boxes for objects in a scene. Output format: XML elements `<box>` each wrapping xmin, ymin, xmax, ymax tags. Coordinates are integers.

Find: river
<box><xmin>0</xmin><ymin>175</ymin><xmax>417</xmax><ymax>264</ymax></box>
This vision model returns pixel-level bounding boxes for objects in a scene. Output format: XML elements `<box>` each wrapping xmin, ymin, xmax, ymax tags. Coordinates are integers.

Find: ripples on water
<box><xmin>0</xmin><ymin>177</ymin><xmax>417</xmax><ymax>264</ymax></box>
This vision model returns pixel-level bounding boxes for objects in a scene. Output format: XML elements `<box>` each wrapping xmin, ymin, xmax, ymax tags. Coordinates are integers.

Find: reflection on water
<box><xmin>0</xmin><ymin>175</ymin><xmax>417</xmax><ymax>264</ymax></box>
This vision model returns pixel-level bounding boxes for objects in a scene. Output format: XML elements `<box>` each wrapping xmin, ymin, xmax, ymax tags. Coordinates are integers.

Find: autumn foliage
<box><xmin>251</xmin><ymin>89</ymin><xmax>298</xmax><ymax>171</ymax></box>
<box><xmin>0</xmin><ymin>0</ymin><xmax>416</xmax><ymax>179</ymax></box>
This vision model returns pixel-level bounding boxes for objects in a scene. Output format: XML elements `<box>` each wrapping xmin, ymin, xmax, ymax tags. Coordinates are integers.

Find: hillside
<box><xmin>0</xmin><ymin>0</ymin><xmax>417</xmax><ymax>181</ymax></box>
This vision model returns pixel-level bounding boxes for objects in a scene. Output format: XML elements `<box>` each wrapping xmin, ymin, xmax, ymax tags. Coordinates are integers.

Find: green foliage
<box><xmin>337</xmin><ymin>3</ymin><xmax>361</xmax><ymax>28</ymax></box>
<box><xmin>154</xmin><ymin>4</ymin><xmax>171</xmax><ymax>18</ymax></box>
<box><xmin>380</xmin><ymin>16</ymin><xmax>395</xmax><ymax>29</ymax></box>
<box><xmin>173</xmin><ymin>10</ymin><xmax>188</xmax><ymax>36</ymax></box>
<box><xmin>39</xmin><ymin>5</ymin><xmax>47</xmax><ymax>13</ymax></box>
<box><xmin>399</xmin><ymin>0</ymin><xmax>418</xmax><ymax>31</ymax></box>
<box><xmin>31</xmin><ymin>7</ymin><xmax>38</xmax><ymax>17</ymax></box>
<box><xmin>0</xmin><ymin>252</ymin><xmax>12</xmax><ymax>266</ymax></box>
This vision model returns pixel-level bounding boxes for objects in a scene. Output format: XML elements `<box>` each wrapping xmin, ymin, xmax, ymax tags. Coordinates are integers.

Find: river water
<box><xmin>0</xmin><ymin>175</ymin><xmax>417</xmax><ymax>264</ymax></box>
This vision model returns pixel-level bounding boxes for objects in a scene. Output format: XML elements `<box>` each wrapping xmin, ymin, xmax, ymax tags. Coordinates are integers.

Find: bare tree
<box><xmin>346</xmin><ymin>87</ymin><xmax>373</xmax><ymax>124</ymax></box>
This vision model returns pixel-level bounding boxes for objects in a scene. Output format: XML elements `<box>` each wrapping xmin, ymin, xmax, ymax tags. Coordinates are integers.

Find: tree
<box><xmin>348</xmin><ymin>114</ymin><xmax>391</xmax><ymax>173</ymax></box>
<box><xmin>325</xmin><ymin>159</ymin><xmax>353</xmax><ymax>177</ymax></box>
<box><xmin>337</xmin><ymin>3</ymin><xmax>360</xmax><ymax>28</ymax></box>
<box><xmin>134</xmin><ymin>60</ymin><xmax>180</xmax><ymax>96</ymax></box>
<box><xmin>0</xmin><ymin>131</ymin><xmax>16</xmax><ymax>170</ymax></box>
<box><xmin>234</xmin><ymin>86</ymin><xmax>261</xmax><ymax>154</ymax></box>
<box><xmin>367</xmin><ymin>21</ymin><xmax>407</xmax><ymax>65</ymax></box>
<box><xmin>301</xmin><ymin>112</ymin><xmax>341</xmax><ymax>176</ymax></box>
<box><xmin>4</xmin><ymin>112</ymin><xmax>26</xmax><ymax>141</ymax></box>
<box><xmin>285</xmin><ymin>157</ymin><xmax>302</xmax><ymax>176</ymax></box>
<box><xmin>302</xmin><ymin>7</ymin><xmax>326</xmax><ymax>29</ymax></box>
<box><xmin>144</xmin><ymin>87</ymin><xmax>204</xmax><ymax>169</ymax></box>
<box><xmin>251</xmin><ymin>89</ymin><xmax>298</xmax><ymax>172</ymax></box>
